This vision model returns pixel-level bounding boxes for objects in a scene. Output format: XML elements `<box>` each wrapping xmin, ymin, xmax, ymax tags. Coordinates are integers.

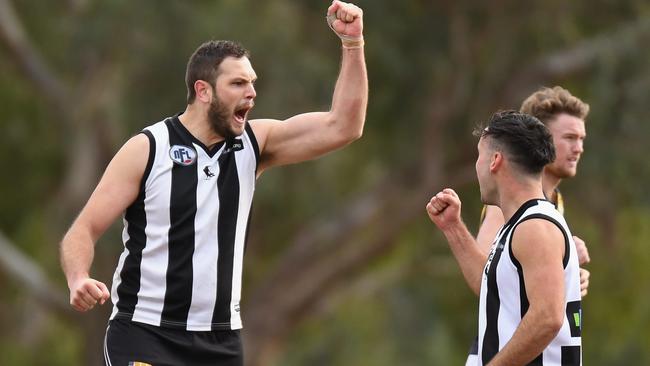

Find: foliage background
<box><xmin>1</xmin><ymin>0</ymin><xmax>649</xmax><ymax>365</ymax></box>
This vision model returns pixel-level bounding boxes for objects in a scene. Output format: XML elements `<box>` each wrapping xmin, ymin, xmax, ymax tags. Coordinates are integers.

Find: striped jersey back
<box><xmin>477</xmin><ymin>199</ymin><xmax>582</xmax><ymax>365</ymax></box>
<box><xmin>109</xmin><ymin>116</ymin><xmax>259</xmax><ymax>331</ymax></box>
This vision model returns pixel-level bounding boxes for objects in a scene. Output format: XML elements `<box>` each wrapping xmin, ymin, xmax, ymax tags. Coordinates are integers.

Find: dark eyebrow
<box><xmin>232</xmin><ymin>76</ymin><xmax>256</xmax><ymax>82</ymax></box>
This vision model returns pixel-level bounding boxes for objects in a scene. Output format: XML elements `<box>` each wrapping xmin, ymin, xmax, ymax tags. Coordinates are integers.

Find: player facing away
<box><xmin>59</xmin><ymin>1</ymin><xmax>367</xmax><ymax>365</ymax></box>
<box><xmin>427</xmin><ymin>111</ymin><xmax>582</xmax><ymax>365</ymax></box>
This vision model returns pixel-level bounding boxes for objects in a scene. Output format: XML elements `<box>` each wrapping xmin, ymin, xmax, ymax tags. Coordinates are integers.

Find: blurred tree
<box><xmin>1</xmin><ymin>0</ymin><xmax>649</xmax><ymax>365</ymax></box>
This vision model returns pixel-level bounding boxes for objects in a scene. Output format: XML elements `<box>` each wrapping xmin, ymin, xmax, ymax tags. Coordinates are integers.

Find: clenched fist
<box><xmin>69</xmin><ymin>277</ymin><xmax>110</xmax><ymax>312</ymax></box>
<box><xmin>327</xmin><ymin>1</ymin><xmax>364</xmax><ymax>47</ymax></box>
<box><xmin>426</xmin><ymin>188</ymin><xmax>463</xmax><ymax>232</ymax></box>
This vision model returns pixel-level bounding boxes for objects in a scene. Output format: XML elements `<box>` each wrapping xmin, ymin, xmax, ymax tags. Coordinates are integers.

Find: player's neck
<box><xmin>542</xmin><ymin>169</ymin><xmax>562</xmax><ymax>203</ymax></box>
<box><xmin>498</xmin><ymin>180</ymin><xmax>545</xmax><ymax>222</ymax></box>
<box><xmin>178</xmin><ymin>105</ymin><xmax>226</xmax><ymax>148</ymax></box>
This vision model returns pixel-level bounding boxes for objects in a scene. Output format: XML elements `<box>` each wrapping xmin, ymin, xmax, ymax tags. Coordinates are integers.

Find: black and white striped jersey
<box><xmin>468</xmin><ymin>191</ymin><xmax>566</xmax><ymax>366</ymax></box>
<box><xmin>109</xmin><ymin>115</ymin><xmax>259</xmax><ymax>331</ymax></box>
<box><xmin>477</xmin><ymin>199</ymin><xmax>582</xmax><ymax>365</ymax></box>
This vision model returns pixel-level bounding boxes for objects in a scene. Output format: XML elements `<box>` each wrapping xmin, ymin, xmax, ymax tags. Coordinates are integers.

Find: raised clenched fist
<box><xmin>426</xmin><ymin>188</ymin><xmax>463</xmax><ymax>232</ymax></box>
<box><xmin>327</xmin><ymin>1</ymin><xmax>364</xmax><ymax>45</ymax></box>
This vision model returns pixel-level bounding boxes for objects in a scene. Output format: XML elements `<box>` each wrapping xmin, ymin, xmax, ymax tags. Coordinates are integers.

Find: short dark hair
<box><xmin>473</xmin><ymin>110</ymin><xmax>555</xmax><ymax>175</ymax></box>
<box><xmin>185</xmin><ymin>40</ymin><xmax>250</xmax><ymax>104</ymax></box>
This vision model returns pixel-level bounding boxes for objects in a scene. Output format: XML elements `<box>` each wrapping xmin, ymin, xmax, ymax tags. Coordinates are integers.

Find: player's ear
<box><xmin>195</xmin><ymin>80</ymin><xmax>213</xmax><ymax>104</ymax></box>
<box><xmin>490</xmin><ymin>152</ymin><xmax>502</xmax><ymax>172</ymax></box>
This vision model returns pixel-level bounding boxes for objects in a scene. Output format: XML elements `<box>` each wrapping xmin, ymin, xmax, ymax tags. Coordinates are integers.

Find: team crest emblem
<box><xmin>169</xmin><ymin>145</ymin><xmax>197</xmax><ymax>166</ymax></box>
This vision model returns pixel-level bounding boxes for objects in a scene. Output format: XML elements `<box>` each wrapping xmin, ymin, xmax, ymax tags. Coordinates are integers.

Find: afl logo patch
<box><xmin>169</xmin><ymin>145</ymin><xmax>197</xmax><ymax>166</ymax></box>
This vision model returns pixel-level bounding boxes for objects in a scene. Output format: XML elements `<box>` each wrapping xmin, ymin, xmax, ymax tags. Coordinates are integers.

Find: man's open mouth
<box><xmin>234</xmin><ymin>103</ymin><xmax>254</xmax><ymax>123</ymax></box>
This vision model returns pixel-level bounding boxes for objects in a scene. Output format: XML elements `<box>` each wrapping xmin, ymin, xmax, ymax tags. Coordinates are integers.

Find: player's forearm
<box><xmin>330</xmin><ymin>47</ymin><xmax>368</xmax><ymax>141</ymax></box>
<box><xmin>60</xmin><ymin>225</ymin><xmax>96</xmax><ymax>288</ymax></box>
<box><xmin>487</xmin><ymin>309</ymin><xmax>562</xmax><ymax>365</ymax></box>
<box><xmin>441</xmin><ymin>222</ymin><xmax>486</xmax><ymax>295</ymax></box>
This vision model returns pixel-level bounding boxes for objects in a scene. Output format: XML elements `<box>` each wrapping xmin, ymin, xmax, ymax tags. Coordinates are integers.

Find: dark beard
<box><xmin>207</xmin><ymin>96</ymin><xmax>237</xmax><ymax>139</ymax></box>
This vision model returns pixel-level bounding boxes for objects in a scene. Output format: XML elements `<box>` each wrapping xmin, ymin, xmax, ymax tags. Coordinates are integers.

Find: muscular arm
<box><xmin>476</xmin><ymin>205</ymin><xmax>505</xmax><ymax>255</ymax></box>
<box><xmin>60</xmin><ymin>133</ymin><xmax>149</xmax><ymax>312</ymax></box>
<box><xmin>251</xmin><ymin>1</ymin><xmax>368</xmax><ymax>174</ymax></box>
<box><xmin>487</xmin><ymin>219</ymin><xmax>566</xmax><ymax>365</ymax></box>
<box><xmin>426</xmin><ymin>189</ymin><xmax>487</xmax><ymax>296</ymax></box>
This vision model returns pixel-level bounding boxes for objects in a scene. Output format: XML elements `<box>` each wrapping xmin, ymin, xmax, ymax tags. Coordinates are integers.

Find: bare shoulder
<box><xmin>512</xmin><ymin>219</ymin><xmax>565</xmax><ymax>261</ymax></box>
<box><xmin>248</xmin><ymin>119</ymin><xmax>276</xmax><ymax>149</ymax></box>
<box><xmin>103</xmin><ymin>132</ymin><xmax>152</xmax><ymax>183</ymax></box>
<box><xmin>484</xmin><ymin>205</ymin><xmax>504</xmax><ymax>220</ymax></box>
<box><xmin>481</xmin><ymin>205</ymin><xmax>505</xmax><ymax>232</ymax></box>
<box><xmin>120</xmin><ymin>132</ymin><xmax>151</xmax><ymax>156</ymax></box>
<box><xmin>514</xmin><ymin>219</ymin><xmax>564</xmax><ymax>241</ymax></box>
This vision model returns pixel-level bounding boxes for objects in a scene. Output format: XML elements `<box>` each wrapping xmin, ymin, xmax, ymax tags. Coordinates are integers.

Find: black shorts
<box><xmin>104</xmin><ymin>319</ymin><xmax>243</xmax><ymax>366</ymax></box>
